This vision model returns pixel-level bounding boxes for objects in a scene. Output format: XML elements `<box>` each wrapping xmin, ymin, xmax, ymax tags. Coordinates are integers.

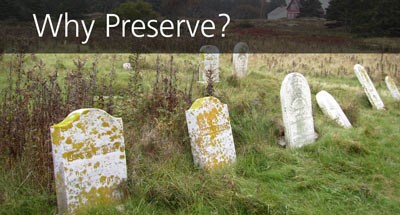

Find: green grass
<box><xmin>0</xmin><ymin>54</ymin><xmax>400</xmax><ymax>214</ymax></box>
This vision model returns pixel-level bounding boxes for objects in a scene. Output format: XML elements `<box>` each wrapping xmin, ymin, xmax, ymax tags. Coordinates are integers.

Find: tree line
<box><xmin>327</xmin><ymin>0</ymin><xmax>400</xmax><ymax>36</ymax></box>
<box><xmin>1</xmin><ymin>0</ymin><xmax>398</xmax><ymax>36</ymax></box>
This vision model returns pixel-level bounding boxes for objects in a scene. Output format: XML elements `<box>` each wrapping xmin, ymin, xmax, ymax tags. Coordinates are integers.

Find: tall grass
<box><xmin>0</xmin><ymin>53</ymin><xmax>399</xmax><ymax>214</ymax></box>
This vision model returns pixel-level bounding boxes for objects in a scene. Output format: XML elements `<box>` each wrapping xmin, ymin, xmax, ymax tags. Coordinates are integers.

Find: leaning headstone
<box><xmin>122</xmin><ymin>63</ymin><xmax>132</xmax><ymax>70</ymax></box>
<box><xmin>385</xmin><ymin>76</ymin><xmax>400</xmax><ymax>101</ymax></box>
<box><xmin>50</xmin><ymin>108</ymin><xmax>127</xmax><ymax>214</ymax></box>
<box><xmin>280</xmin><ymin>73</ymin><xmax>317</xmax><ymax>148</ymax></box>
<box><xmin>316</xmin><ymin>91</ymin><xmax>352</xmax><ymax>129</ymax></box>
<box><xmin>185</xmin><ymin>97</ymin><xmax>236</xmax><ymax>170</ymax></box>
<box><xmin>199</xmin><ymin>45</ymin><xmax>220</xmax><ymax>83</ymax></box>
<box><xmin>354</xmin><ymin>64</ymin><xmax>385</xmax><ymax>110</ymax></box>
<box><xmin>233</xmin><ymin>42</ymin><xmax>249</xmax><ymax>77</ymax></box>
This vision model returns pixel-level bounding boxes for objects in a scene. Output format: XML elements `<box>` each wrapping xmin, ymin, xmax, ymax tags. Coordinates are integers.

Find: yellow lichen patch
<box><xmin>102</xmin><ymin>122</ymin><xmax>110</xmax><ymax>127</ymax></box>
<box><xmin>51</xmin><ymin>128</ymin><xmax>62</xmax><ymax>146</ymax></box>
<box><xmin>100</xmin><ymin>176</ymin><xmax>107</xmax><ymax>183</ymax></box>
<box><xmin>114</xmin><ymin>142</ymin><xmax>121</xmax><ymax>148</ymax></box>
<box><xmin>388</xmin><ymin>77</ymin><xmax>396</xmax><ymax>86</ymax></box>
<box><xmin>72</xmin><ymin>142</ymin><xmax>84</xmax><ymax>149</ymax></box>
<box><xmin>94</xmin><ymin>162</ymin><xmax>100</xmax><ymax>169</ymax></box>
<box><xmin>110</xmin><ymin>135</ymin><xmax>120</xmax><ymax>142</ymax></box>
<box><xmin>90</xmin><ymin>129</ymin><xmax>99</xmax><ymax>135</ymax></box>
<box><xmin>76</xmin><ymin>185</ymin><xmax>122</xmax><ymax>213</ymax></box>
<box><xmin>111</xmin><ymin>126</ymin><xmax>118</xmax><ymax>132</ymax></box>
<box><xmin>76</xmin><ymin>123</ymin><xmax>85</xmax><ymax>132</ymax></box>
<box><xmin>66</xmin><ymin>137</ymin><xmax>72</xmax><ymax>145</ymax></box>
<box><xmin>190</xmin><ymin>97</ymin><xmax>207</xmax><ymax>109</ymax></box>
<box><xmin>196</xmin><ymin>107</ymin><xmax>221</xmax><ymax>147</ymax></box>
<box><xmin>52</xmin><ymin>112</ymin><xmax>81</xmax><ymax>130</ymax></box>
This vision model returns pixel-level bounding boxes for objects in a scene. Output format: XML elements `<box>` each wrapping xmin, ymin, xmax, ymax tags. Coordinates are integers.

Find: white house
<box><xmin>268</xmin><ymin>0</ymin><xmax>330</xmax><ymax>20</ymax></box>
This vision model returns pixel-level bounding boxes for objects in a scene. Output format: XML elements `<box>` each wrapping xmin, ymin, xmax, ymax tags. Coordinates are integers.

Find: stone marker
<box><xmin>122</xmin><ymin>63</ymin><xmax>132</xmax><ymax>70</ymax></box>
<box><xmin>185</xmin><ymin>97</ymin><xmax>236</xmax><ymax>170</ymax></box>
<box><xmin>233</xmin><ymin>42</ymin><xmax>249</xmax><ymax>77</ymax></box>
<box><xmin>50</xmin><ymin>108</ymin><xmax>127</xmax><ymax>214</ymax></box>
<box><xmin>354</xmin><ymin>64</ymin><xmax>385</xmax><ymax>110</ymax></box>
<box><xmin>385</xmin><ymin>76</ymin><xmax>400</xmax><ymax>101</ymax></box>
<box><xmin>199</xmin><ymin>45</ymin><xmax>220</xmax><ymax>83</ymax></box>
<box><xmin>280</xmin><ymin>73</ymin><xmax>317</xmax><ymax>148</ymax></box>
<box><xmin>316</xmin><ymin>90</ymin><xmax>352</xmax><ymax>129</ymax></box>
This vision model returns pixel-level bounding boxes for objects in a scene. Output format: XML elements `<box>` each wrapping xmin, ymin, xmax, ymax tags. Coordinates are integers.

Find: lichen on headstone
<box><xmin>50</xmin><ymin>108</ymin><xmax>127</xmax><ymax>214</ymax></box>
<box><xmin>185</xmin><ymin>97</ymin><xmax>236</xmax><ymax>170</ymax></box>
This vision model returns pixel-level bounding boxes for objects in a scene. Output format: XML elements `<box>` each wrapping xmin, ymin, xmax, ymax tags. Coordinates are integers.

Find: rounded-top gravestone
<box><xmin>50</xmin><ymin>108</ymin><xmax>127</xmax><ymax>214</ymax></box>
<box><xmin>199</xmin><ymin>45</ymin><xmax>220</xmax><ymax>83</ymax></box>
<box><xmin>385</xmin><ymin>76</ymin><xmax>400</xmax><ymax>101</ymax></box>
<box><xmin>354</xmin><ymin>64</ymin><xmax>385</xmax><ymax>110</ymax></box>
<box><xmin>280</xmin><ymin>73</ymin><xmax>317</xmax><ymax>148</ymax></box>
<box><xmin>233</xmin><ymin>42</ymin><xmax>249</xmax><ymax>77</ymax></box>
<box><xmin>316</xmin><ymin>90</ymin><xmax>352</xmax><ymax>129</ymax></box>
<box><xmin>185</xmin><ymin>97</ymin><xmax>236</xmax><ymax>170</ymax></box>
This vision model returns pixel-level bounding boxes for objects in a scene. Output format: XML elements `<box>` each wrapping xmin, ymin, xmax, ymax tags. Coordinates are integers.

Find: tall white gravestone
<box><xmin>385</xmin><ymin>76</ymin><xmax>400</xmax><ymax>101</ymax></box>
<box><xmin>185</xmin><ymin>97</ymin><xmax>236</xmax><ymax>170</ymax></box>
<box><xmin>50</xmin><ymin>108</ymin><xmax>127</xmax><ymax>214</ymax></box>
<box><xmin>316</xmin><ymin>91</ymin><xmax>352</xmax><ymax>129</ymax></box>
<box><xmin>199</xmin><ymin>45</ymin><xmax>220</xmax><ymax>83</ymax></box>
<box><xmin>280</xmin><ymin>73</ymin><xmax>317</xmax><ymax>148</ymax></box>
<box><xmin>233</xmin><ymin>42</ymin><xmax>249</xmax><ymax>77</ymax></box>
<box><xmin>354</xmin><ymin>64</ymin><xmax>385</xmax><ymax>110</ymax></box>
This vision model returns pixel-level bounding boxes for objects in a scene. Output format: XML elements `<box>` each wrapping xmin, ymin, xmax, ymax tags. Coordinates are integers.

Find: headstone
<box><xmin>185</xmin><ymin>97</ymin><xmax>236</xmax><ymax>170</ymax></box>
<box><xmin>50</xmin><ymin>108</ymin><xmax>127</xmax><ymax>214</ymax></box>
<box><xmin>233</xmin><ymin>42</ymin><xmax>249</xmax><ymax>77</ymax></box>
<box><xmin>199</xmin><ymin>45</ymin><xmax>220</xmax><ymax>83</ymax></box>
<box><xmin>316</xmin><ymin>90</ymin><xmax>352</xmax><ymax>129</ymax></box>
<box><xmin>385</xmin><ymin>76</ymin><xmax>400</xmax><ymax>101</ymax></box>
<box><xmin>123</xmin><ymin>63</ymin><xmax>132</xmax><ymax>70</ymax></box>
<box><xmin>354</xmin><ymin>64</ymin><xmax>385</xmax><ymax>110</ymax></box>
<box><xmin>280</xmin><ymin>73</ymin><xmax>317</xmax><ymax>148</ymax></box>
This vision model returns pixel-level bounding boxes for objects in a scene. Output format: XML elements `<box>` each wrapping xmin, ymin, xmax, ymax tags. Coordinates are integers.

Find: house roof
<box><xmin>268</xmin><ymin>6</ymin><xmax>287</xmax><ymax>20</ymax></box>
<box><xmin>267</xmin><ymin>0</ymin><xmax>331</xmax><ymax>20</ymax></box>
<box><xmin>287</xmin><ymin>0</ymin><xmax>300</xmax><ymax>9</ymax></box>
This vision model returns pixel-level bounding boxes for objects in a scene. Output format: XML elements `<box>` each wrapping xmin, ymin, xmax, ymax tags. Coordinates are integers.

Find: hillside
<box><xmin>0</xmin><ymin>53</ymin><xmax>399</xmax><ymax>214</ymax></box>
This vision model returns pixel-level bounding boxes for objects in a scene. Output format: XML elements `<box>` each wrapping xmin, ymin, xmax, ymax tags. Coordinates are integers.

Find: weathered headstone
<box><xmin>354</xmin><ymin>64</ymin><xmax>385</xmax><ymax>110</ymax></box>
<box><xmin>199</xmin><ymin>45</ymin><xmax>220</xmax><ymax>83</ymax></box>
<box><xmin>385</xmin><ymin>76</ymin><xmax>400</xmax><ymax>101</ymax></box>
<box><xmin>50</xmin><ymin>108</ymin><xmax>127</xmax><ymax>214</ymax></box>
<box><xmin>185</xmin><ymin>97</ymin><xmax>236</xmax><ymax>170</ymax></box>
<box><xmin>280</xmin><ymin>73</ymin><xmax>317</xmax><ymax>148</ymax></box>
<box><xmin>123</xmin><ymin>63</ymin><xmax>132</xmax><ymax>70</ymax></box>
<box><xmin>316</xmin><ymin>90</ymin><xmax>352</xmax><ymax>129</ymax></box>
<box><xmin>233</xmin><ymin>42</ymin><xmax>249</xmax><ymax>77</ymax></box>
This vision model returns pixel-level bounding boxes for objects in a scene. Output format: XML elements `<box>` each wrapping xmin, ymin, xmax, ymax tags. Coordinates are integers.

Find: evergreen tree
<box><xmin>0</xmin><ymin>0</ymin><xmax>19</xmax><ymax>20</ymax></box>
<box><xmin>327</xmin><ymin>0</ymin><xmax>400</xmax><ymax>36</ymax></box>
<box><xmin>299</xmin><ymin>0</ymin><xmax>323</xmax><ymax>17</ymax></box>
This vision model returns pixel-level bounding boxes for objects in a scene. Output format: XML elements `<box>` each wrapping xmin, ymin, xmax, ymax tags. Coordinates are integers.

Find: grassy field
<box><xmin>0</xmin><ymin>53</ymin><xmax>400</xmax><ymax>214</ymax></box>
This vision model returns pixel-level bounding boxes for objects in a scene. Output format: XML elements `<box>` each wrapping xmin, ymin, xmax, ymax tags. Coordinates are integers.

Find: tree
<box><xmin>327</xmin><ymin>0</ymin><xmax>400</xmax><ymax>36</ymax></box>
<box><xmin>113</xmin><ymin>1</ymin><xmax>159</xmax><ymax>20</ymax></box>
<box><xmin>0</xmin><ymin>0</ymin><xmax>19</xmax><ymax>20</ymax></box>
<box><xmin>299</xmin><ymin>0</ymin><xmax>324</xmax><ymax>17</ymax></box>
